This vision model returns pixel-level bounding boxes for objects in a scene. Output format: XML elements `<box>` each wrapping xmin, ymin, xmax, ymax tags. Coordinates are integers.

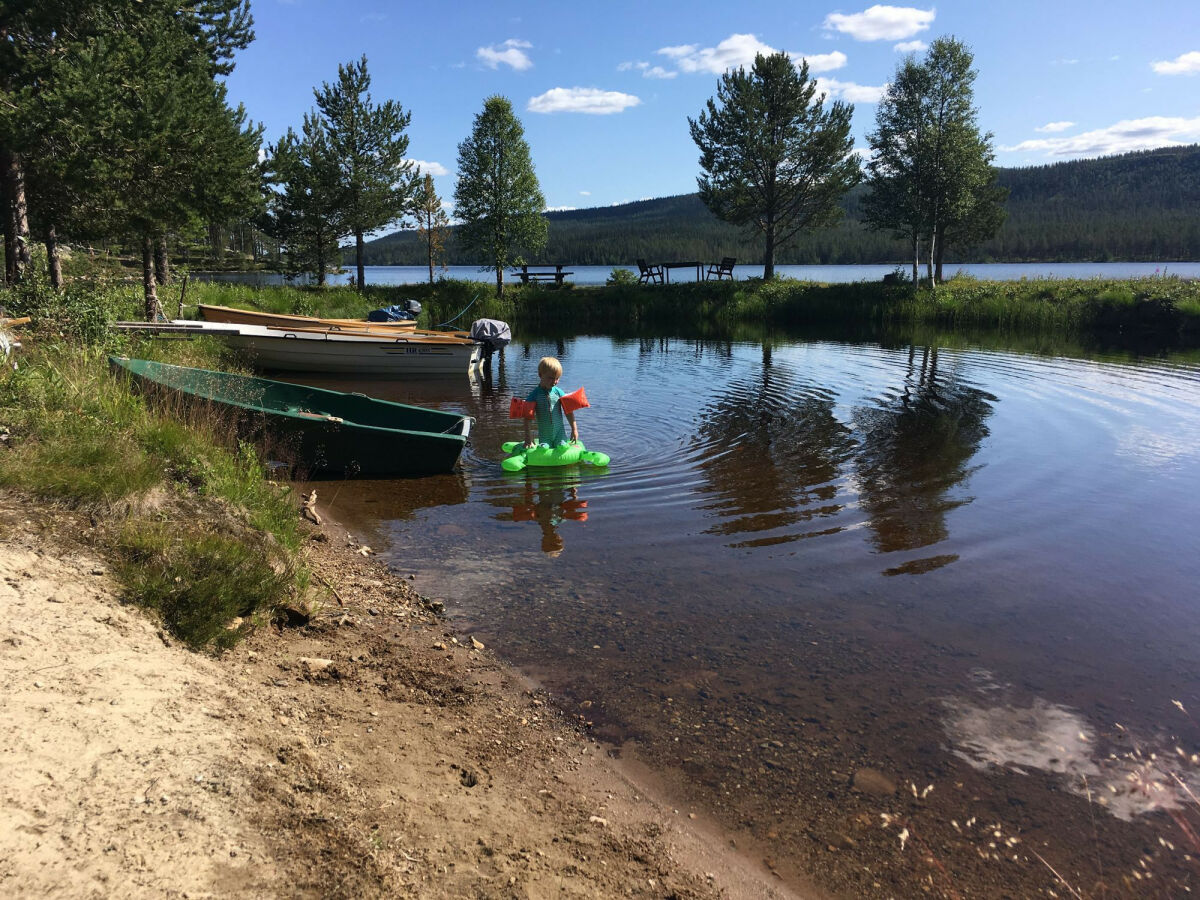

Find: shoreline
<box><xmin>0</xmin><ymin>491</ymin><xmax>807</xmax><ymax>898</ymax></box>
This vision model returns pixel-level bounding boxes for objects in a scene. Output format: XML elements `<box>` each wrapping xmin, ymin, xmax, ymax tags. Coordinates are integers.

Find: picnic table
<box><xmin>514</xmin><ymin>264</ymin><xmax>573</xmax><ymax>285</ymax></box>
<box><xmin>661</xmin><ymin>261</ymin><xmax>702</xmax><ymax>283</ymax></box>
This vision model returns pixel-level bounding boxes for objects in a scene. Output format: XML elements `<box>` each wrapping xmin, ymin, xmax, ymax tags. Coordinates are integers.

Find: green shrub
<box><xmin>115</xmin><ymin>522</ymin><xmax>292</xmax><ymax>651</ymax></box>
<box><xmin>2</xmin><ymin>273</ymin><xmax>139</xmax><ymax>345</ymax></box>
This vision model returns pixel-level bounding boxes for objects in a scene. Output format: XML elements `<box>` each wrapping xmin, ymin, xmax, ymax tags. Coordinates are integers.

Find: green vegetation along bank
<box><xmin>266</xmin><ymin>273</ymin><xmax>1199</xmax><ymax>344</ymax></box>
<box><xmin>0</xmin><ymin>276</ymin><xmax>305</xmax><ymax>651</ymax></box>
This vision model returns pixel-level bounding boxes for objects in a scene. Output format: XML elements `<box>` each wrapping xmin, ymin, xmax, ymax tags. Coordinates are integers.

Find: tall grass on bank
<box><xmin>0</xmin><ymin>276</ymin><xmax>303</xmax><ymax>649</ymax></box>
<box><xmin>197</xmin><ymin>274</ymin><xmax>1200</xmax><ymax>343</ymax></box>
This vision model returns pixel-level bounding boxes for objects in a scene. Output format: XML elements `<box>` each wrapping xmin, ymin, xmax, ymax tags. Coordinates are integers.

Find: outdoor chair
<box><xmin>706</xmin><ymin>257</ymin><xmax>736</xmax><ymax>280</ymax></box>
<box><xmin>636</xmin><ymin>259</ymin><xmax>664</xmax><ymax>285</ymax></box>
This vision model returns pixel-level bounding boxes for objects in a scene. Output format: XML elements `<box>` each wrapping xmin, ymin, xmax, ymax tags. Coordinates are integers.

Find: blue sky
<box><xmin>224</xmin><ymin>0</ymin><xmax>1200</xmax><ymax>214</ymax></box>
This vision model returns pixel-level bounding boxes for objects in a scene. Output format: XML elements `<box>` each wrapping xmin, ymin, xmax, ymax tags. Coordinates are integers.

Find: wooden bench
<box><xmin>514</xmin><ymin>264</ymin><xmax>573</xmax><ymax>285</ymax></box>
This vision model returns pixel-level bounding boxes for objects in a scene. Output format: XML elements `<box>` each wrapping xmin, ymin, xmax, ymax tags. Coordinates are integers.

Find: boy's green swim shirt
<box><xmin>526</xmin><ymin>385</ymin><xmax>568</xmax><ymax>446</ymax></box>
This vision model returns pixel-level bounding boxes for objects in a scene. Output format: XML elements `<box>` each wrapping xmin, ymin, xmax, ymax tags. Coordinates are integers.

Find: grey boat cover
<box><xmin>470</xmin><ymin>318</ymin><xmax>512</xmax><ymax>351</ymax></box>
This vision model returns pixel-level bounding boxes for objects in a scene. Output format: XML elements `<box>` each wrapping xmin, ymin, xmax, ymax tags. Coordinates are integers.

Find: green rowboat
<box><xmin>109</xmin><ymin>356</ymin><xmax>472</xmax><ymax>478</ymax></box>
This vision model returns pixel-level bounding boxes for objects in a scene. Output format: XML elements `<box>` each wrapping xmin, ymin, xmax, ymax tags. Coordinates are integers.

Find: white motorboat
<box><xmin>120</xmin><ymin>319</ymin><xmax>484</xmax><ymax>376</ymax></box>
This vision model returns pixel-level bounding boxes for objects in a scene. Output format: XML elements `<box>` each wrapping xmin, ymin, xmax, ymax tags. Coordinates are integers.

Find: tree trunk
<box><xmin>208</xmin><ymin>222</ymin><xmax>222</xmax><ymax>264</ymax></box>
<box><xmin>2</xmin><ymin>155</ymin><xmax>12</xmax><ymax>285</ymax></box>
<box><xmin>926</xmin><ymin>231</ymin><xmax>936</xmax><ymax>286</ymax></box>
<box><xmin>495</xmin><ymin>266</ymin><xmax>504</xmax><ymax>298</ymax></box>
<box><xmin>763</xmin><ymin>221</ymin><xmax>776</xmax><ymax>280</ymax></box>
<box><xmin>355</xmin><ymin>231</ymin><xmax>365</xmax><ymax>292</ymax></box>
<box><xmin>934</xmin><ymin>226</ymin><xmax>946</xmax><ymax>283</ymax></box>
<box><xmin>911</xmin><ymin>233</ymin><xmax>920</xmax><ymax>284</ymax></box>
<box><xmin>2</xmin><ymin>151</ymin><xmax>31</xmax><ymax>284</ymax></box>
<box><xmin>315</xmin><ymin>241</ymin><xmax>327</xmax><ymax>287</ymax></box>
<box><xmin>142</xmin><ymin>234</ymin><xmax>163</xmax><ymax>321</ymax></box>
<box><xmin>154</xmin><ymin>235</ymin><xmax>170</xmax><ymax>285</ymax></box>
<box><xmin>46</xmin><ymin>226</ymin><xmax>63</xmax><ymax>290</ymax></box>
<box><xmin>427</xmin><ymin>235</ymin><xmax>434</xmax><ymax>284</ymax></box>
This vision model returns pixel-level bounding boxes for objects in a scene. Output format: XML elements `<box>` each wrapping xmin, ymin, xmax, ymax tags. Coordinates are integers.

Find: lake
<box><xmin>292</xmin><ymin>329</ymin><xmax>1200</xmax><ymax>897</ymax></box>
<box><xmin>197</xmin><ymin>260</ymin><xmax>1200</xmax><ymax>287</ymax></box>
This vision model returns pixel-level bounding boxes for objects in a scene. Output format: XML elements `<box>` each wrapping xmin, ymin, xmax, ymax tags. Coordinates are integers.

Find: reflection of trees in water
<box><xmin>852</xmin><ymin>346</ymin><xmax>995</xmax><ymax>555</ymax></box>
<box><xmin>693</xmin><ymin>348</ymin><xmax>856</xmax><ymax>547</ymax></box>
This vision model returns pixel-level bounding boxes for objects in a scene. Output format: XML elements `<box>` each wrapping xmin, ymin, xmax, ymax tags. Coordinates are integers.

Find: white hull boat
<box><xmin>160</xmin><ymin>320</ymin><xmax>483</xmax><ymax>375</ymax></box>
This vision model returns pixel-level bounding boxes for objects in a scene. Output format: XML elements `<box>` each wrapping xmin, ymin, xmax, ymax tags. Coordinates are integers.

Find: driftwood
<box><xmin>300</xmin><ymin>490</ymin><xmax>322</xmax><ymax>525</ymax></box>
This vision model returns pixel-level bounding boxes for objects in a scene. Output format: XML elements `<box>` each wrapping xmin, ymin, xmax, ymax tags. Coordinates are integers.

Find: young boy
<box><xmin>524</xmin><ymin>356</ymin><xmax>579</xmax><ymax>449</ymax></box>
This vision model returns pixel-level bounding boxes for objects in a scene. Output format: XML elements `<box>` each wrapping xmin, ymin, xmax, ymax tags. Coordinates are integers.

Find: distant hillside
<box><xmin>355</xmin><ymin>145</ymin><xmax>1200</xmax><ymax>267</ymax></box>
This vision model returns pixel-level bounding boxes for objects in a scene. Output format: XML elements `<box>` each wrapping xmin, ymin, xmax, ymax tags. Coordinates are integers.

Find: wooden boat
<box><xmin>198</xmin><ymin>303</ymin><xmax>419</xmax><ymax>332</ymax></box>
<box><xmin>109</xmin><ymin>356</ymin><xmax>473</xmax><ymax>477</ymax></box>
<box><xmin>153</xmin><ymin>320</ymin><xmax>483</xmax><ymax>375</ymax></box>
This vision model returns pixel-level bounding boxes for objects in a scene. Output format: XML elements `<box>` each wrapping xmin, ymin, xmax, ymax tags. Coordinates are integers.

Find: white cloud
<box><xmin>823</xmin><ymin>5</ymin><xmax>935</xmax><ymax>41</ymax></box>
<box><xmin>579</xmin><ymin>190</ymin><xmax>591</xmax><ymax>196</ymax></box>
<box><xmin>477</xmin><ymin>39</ymin><xmax>533</xmax><ymax>71</ymax></box>
<box><xmin>658</xmin><ymin>33</ymin><xmax>777</xmax><ymax>74</ymax></box>
<box><xmin>817</xmin><ymin>77</ymin><xmax>886</xmax><ymax>103</ymax></box>
<box><xmin>527</xmin><ymin>87</ymin><xmax>641</xmax><ymax>115</ymax></box>
<box><xmin>408</xmin><ymin>159</ymin><xmax>449</xmax><ymax>177</ymax></box>
<box><xmin>545</xmin><ymin>205</ymin><xmax>577</xmax><ymax>212</ymax></box>
<box><xmin>894</xmin><ymin>39</ymin><xmax>927</xmax><ymax>52</ymax></box>
<box><xmin>1034</xmin><ymin>121</ymin><xmax>1075</xmax><ymax>133</ymax></box>
<box><xmin>619</xmin><ymin>60</ymin><xmax>678</xmax><ymax>79</ymax></box>
<box><xmin>1152</xmin><ymin>51</ymin><xmax>1200</xmax><ymax>75</ymax></box>
<box><xmin>655</xmin><ymin>34</ymin><xmax>847</xmax><ymax>77</ymax></box>
<box><xmin>1002</xmin><ymin>116</ymin><xmax>1200</xmax><ymax>157</ymax></box>
<box><xmin>802</xmin><ymin>51</ymin><xmax>848</xmax><ymax>73</ymax></box>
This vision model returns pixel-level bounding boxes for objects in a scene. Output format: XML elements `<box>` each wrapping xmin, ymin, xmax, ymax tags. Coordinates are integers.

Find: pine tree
<box><xmin>315</xmin><ymin>56</ymin><xmax>416</xmax><ymax>291</ymax></box>
<box><xmin>688</xmin><ymin>52</ymin><xmax>860</xmax><ymax>279</ymax></box>
<box><xmin>413</xmin><ymin>173</ymin><xmax>449</xmax><ymax>283</ymax></box>
<box><xmin>1</xmin><ymin>0</ymin><xmax>260</xmax><ymax>307</ymax></box>
<box><xmin>453</xmin><ymin>96</ymin><xmax>547</xmax><ymax>296</ymax></box>
<box><xmin>266</xmin><ymin>113</ymin><xmax>346</xmax><ymax>286</ymax></box>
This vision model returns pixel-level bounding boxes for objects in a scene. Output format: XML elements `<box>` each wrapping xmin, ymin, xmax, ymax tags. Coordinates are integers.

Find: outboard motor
<box><xmin>469</xmin><ymin>318</ymin><xmax>512</xmax><ymax>354</ymax></box>
<box><xmin>401</xmin><ymin>298</ymin><xmax>422</xmax><ymax>319</ymax></box>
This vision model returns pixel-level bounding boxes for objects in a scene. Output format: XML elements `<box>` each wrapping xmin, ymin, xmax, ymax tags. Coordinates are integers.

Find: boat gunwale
<box><xmin>108</xmin><ymin>356</ymin><xmax>471</xmax><ymax>443</ymax></box>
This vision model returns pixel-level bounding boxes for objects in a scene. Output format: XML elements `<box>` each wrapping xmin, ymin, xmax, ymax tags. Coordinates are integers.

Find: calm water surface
<box><xmin>198</xmin><ymin>260</ymin><xmax>1200</xmax><ymax>286</ymax></box>
<box><xmin>298</xmin><ymin>332</ymin><xmax>1200</xmax><ymax>896</ymax></box>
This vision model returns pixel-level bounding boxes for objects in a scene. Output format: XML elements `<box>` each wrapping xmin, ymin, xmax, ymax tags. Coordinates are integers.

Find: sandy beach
<box><xmin>0</xmin><ymin>492</ymin><xmax>804</xmax><ymax>899</ymax></box>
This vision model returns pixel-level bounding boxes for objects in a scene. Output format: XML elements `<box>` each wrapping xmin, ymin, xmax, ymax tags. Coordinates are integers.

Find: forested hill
<box><xmin>356</xmin><ymin>145</ymin><xmax>1200</xmax><ymax>267</ymax></box>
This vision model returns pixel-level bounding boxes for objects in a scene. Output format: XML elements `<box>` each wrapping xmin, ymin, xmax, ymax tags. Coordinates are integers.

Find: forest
<box><xmin>354</xmin><ymin>145</ymin><xmax>1200</xmax><ymax>268</ymax></box>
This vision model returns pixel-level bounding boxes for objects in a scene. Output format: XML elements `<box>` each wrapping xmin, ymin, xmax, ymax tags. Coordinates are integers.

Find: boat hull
<box><xmin>109</xmin><ymin>357</ymin><xmax>472</xmax><ymax>477</ymax></box>
<box><xmin>222</xmin><ymin>331</ymin><xmax>481</xmax><ymax>375</ymax></box>
<box><xmin>166</xmin><ymin>320</ymin><xmax>482</xmax><ymax>375</ymax></box>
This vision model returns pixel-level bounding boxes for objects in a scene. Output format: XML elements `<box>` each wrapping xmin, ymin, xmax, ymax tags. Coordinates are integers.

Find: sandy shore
<box><xmin>0</xmin><ymin>493</ymin><xmax>805</xmax><ymax>899</ymax></box>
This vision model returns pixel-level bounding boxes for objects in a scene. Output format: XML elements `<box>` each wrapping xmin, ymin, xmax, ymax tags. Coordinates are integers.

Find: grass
<box><xmin>0</xmin><ymin>275</ymin><xmax>304</xmax><ymax>650</ymax></box>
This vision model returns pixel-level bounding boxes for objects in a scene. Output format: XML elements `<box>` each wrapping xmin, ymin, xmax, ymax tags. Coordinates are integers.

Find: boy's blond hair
<box><xmin>537</xmin><ymin>356</ymin><xmax>563</xmax><ymax>379</ymax></box>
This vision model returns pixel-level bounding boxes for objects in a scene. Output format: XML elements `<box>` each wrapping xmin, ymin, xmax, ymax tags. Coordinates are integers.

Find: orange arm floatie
<box><xmin>509</xmin><ymin>397</ymin><xmax>537</xmax><ymax>419</ymax></box>
<box><xmin>559</xmin><ymin>386</ymin><xmax>590</xmax><ymax>415</ymax></box>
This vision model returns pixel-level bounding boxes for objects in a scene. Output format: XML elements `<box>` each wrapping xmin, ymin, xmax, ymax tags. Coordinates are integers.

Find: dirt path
<box><xmin>0</xmin><ymin>497</ymin><xmax>806</xmax><ymax>899</ymax></box>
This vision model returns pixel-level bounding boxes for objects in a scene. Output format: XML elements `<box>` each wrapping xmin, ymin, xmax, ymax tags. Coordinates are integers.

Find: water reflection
<box><xmin>506</xmin><ymin>471</ymin><xmax>591</xmax><ymax>555</ymax></box>
<box><xmin>692</xmin><ymin>344</ymin><xmax>855</xmax><ymax>548</ymax></box>
<box><xmin>852</xmin><ymin>345</ymin><xmax>995</xmax><ymax>566</ymax></box>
